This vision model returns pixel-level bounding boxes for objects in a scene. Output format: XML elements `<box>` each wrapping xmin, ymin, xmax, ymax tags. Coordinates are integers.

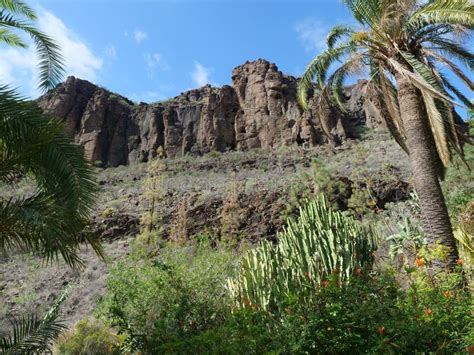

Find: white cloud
<box><xmin>0</xmin><ymin>8</ymin><xmax>103</xmax><ymax>97</ymax></box>
<box><xmin>295</xmin><ymin>19</ymin><xmax>328</xmax><ymax>52</ymax></box>
<box><xmin>191</xmin><ymin>62</ymin><xmax>213</xmax><ymax>87</ymax></box>
<box><xmin>134</xmin><ymin>30</ymin><xmax>148</xmax><ymax>43</ymax></box>
<box><xmin>144</xmin><ymin>52</ymin><xmax>168</xmax><ymax>70</ymax></box>
<box><xmin>105</xmin><ymin>44</ymin><xmax>117</xmax><ymax>59</ymax></box>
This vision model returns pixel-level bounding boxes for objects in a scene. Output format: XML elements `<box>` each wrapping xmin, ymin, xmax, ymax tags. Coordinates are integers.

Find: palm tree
<box><xmin>0</xmin><ymin>0</ymin><xmax>102</xmax><ymax>267</ymax></box>
<box><xmin>298</xmin><ymin>0</ymin><xmax>473</xmax><ymax>268</ymax></box>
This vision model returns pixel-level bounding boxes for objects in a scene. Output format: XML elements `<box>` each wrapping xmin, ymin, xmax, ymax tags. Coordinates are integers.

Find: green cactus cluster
<box><xmin>227</xmin><ymin>195</ymin><xmax>378</xmax><ymax>312</ymax></box>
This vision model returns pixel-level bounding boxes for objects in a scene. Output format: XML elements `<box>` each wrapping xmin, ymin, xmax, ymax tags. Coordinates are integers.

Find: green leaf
<box><xmin>0</xmin><ymin>85</ymin><xmax>102</xmax><ymax>267</ymax></box>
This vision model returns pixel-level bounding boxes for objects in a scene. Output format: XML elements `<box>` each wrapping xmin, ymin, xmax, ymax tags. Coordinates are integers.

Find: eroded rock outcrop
<box><xmin>37</xmin><ymin>59</ymin><xmax>372</xmax><ymax>167</ymax></box>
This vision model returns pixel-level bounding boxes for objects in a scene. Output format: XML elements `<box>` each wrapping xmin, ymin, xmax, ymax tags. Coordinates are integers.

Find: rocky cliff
<box><xmin>37</xmin><ymin>59</ymin><xmax>375</xmax><ymax>167</ymax></box>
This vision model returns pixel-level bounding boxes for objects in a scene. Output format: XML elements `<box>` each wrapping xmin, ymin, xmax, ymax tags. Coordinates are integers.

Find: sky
<box><xmin>0</xmin><ymin>0</ymin><xmax>356</xmax><ymax>102</ymax></box>
<box><xmin>0</xmin><ymin>0</ymin><xmax>471</xmax><ymax>116</ymax></box>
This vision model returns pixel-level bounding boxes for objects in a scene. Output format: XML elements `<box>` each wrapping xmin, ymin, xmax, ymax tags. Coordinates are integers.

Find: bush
<box><xmin>55</xmin><ymin>319</ymin><xmax>121</xmax><ymax>355</ymax></box>
<box><xmin>279</xmin><ymin>268</ymin><xmax>472</xmax><ymax>354</ymax></box>
<box><xmin>227</xmin><ymin>195</ymin><xmax>378</xmax><ymax>312</ymax></box>
<box><xmin>96</xmin><ymin>241</ymin><xmax>238</xmax><ymax>353</ymax></box>
<box><xmin>127</xmin><ymin>267</ymin><xmax>472</xmax><ymax>354</ymax></box>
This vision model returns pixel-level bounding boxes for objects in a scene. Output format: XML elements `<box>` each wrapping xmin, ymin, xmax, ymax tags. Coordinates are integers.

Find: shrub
<box><xmin>168</xmin><ymin>194</ymin><xmax>193</xmax><ymax>244</ymax></box>
<box><xmin>140</xmin><ymin>153</ymin><xmax>167</xmax><ymax>233</ymax></box>
<box><xmin>227</xmin><ymin>195</ymin><xmax>378</xmax><ymax>312</ymax></box>
<box><xmin>279</xmin><ymin>268</ymin><xmax>472</xmax><ymax>354</ymax></box>
<box><xmin>220</xmin><ymin>179</ymin><xmax>247</xmax><ymax>239</ymax></box>
<box><xmin>96</xmin><ymin>241</ymin><xmax>238</xmax><ymax>353</ymax></box>
<box><xmin>55</xmin><ymin>319</ymin><xmax>121</xmax><ymax>355</ymax></box>
<box><xmin>132</xmin><ymin>267</ymin><xmax>472</xmax><ymax>354</ymax></box>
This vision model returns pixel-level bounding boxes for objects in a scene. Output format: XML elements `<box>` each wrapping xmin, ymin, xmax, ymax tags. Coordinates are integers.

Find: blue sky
<box><xmin>0</xmin><ymin>0</ymin><xmax>471</xmax><ymax>116</ymax></box>
<box><xmin>0</xmin><ymin>0</ymin><xmax>354</xmax><ymax>102</ymax></box>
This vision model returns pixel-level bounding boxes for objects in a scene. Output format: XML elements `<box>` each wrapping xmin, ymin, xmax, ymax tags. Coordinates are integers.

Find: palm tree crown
<box><xmin>298</xmin><ymin>0</ymin><xmax>473</xmax><ymax>268</ymax></box>
<box><xmin>299</xmin><ymin>0</ymin><xmax>473</xmax><ymax>169</ymax></box>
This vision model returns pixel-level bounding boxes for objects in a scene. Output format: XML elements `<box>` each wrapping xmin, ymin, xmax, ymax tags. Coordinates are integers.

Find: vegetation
<box><xmin>96</xmin><ymin>241</ymin><xmax>239</xmax><ymax>353</ymax></box>
<box><xmin>0</xmin><ymin>0</ymin><xmax>63</xmax><ymax>90</ymax></box>
<box><xmin>56</xmin><ymin>319</ymin><xmax>122</xmax><ymax>355</ymax></box>
<box><xmin>0</xmin><ymin>0</ymin><xmax>101</xmax><ymax>351</ymax></box>
<box><xmin>0</xmin><ymin>87</ymin><xmax>102</xmax><ymax>266</ymax></box>
<box><xmin>298</xmin><ymin>0</ymin><xmax>474</xmax><ymax>268</ymax></box>
<box><xmin>1</xmin><ymin>286</ymin><xmax>70</xmax><ymax>354</ymax></box>
<box><xmin>228</xmin><ymin>195</ymin><xmax>378</xmax><ymax>312</ymax></box>
<box><xmin>0</xmin><ymin>0</ymin><xmax>101</xmax><ymax>267</ymax></box>
<box><xmin>1</xmin><ymin>1</ymin><xmax>472</xmax><ymax>353</ymax></box>
<box><xmin>54</xmin><ymin>198</ymin><xmax>471</xmax><ymax>354</ymax></box>
<box><xmin>140</xmin><ymin>147</ymin><xmax>167</xmax><ymax>233</ymax></box>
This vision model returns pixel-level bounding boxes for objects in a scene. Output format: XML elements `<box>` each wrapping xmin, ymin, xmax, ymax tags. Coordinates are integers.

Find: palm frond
<box><xmin>424</xmin><ymin>49</ymin><xmax>474</xmax><ymax>90</ymax></box>
<box><xmin>327</xmin><ymin>53</ymin><xmax>365</xmax><ymax>112</ymax></box>
<box><xmin>426</xmin><ymin>38</ymin><xmax>474</xmax><ymax>70</ymax></box>
<box><xmin>1</xmin><ymin>194</ymin><xmax>86</xmax><ymax>267</ymax></box>
<box><xmin>298</xmin><ymin>43</ymin><xmax>359</xmax><ymax>109</ymax></box>
<box><xmin>342</xmin><ymin>0</ymin><xmax>383</xmax><ymax>29</ymax></box>
<box><xmin>0</xmin><ymin>0</ymin><xmax>36</xmax><ymax>20</ymax></box>
<box><xmin>389</xmin><ymin>52</ymin><xmax>456</xmax><ymax>105</ymax></box>
<box><xmin>408</xmin><ymin>0</ymin><xmax>474</xmax><ymax>29</ymax></box>
<box><xmin>326</xmin><ymin>25</ymin><xmax>354</xmax><ymax>48</ymax></box>
<box><xmin>413</xmin><ymin>24</ymin><xmax>455</xmax><ymax>40</ymax></box>
<box><xmin>421</xmin><ymin>91</ymin><xmax>452</xmax><ymax>167</ymax></box>
<box><xmin>0</xmin><ymin>86</ymin><xmax>102</xmax><ymax>267</ymax></box>
<box><xmin>0</xmin><ymin>28</ymin><xmax>26</xmax><ymax>47</ymax></box>
<box><xmin>0</xmin><ymin>12</ymin><xmax>64</xmax><ymax>91</ymax></box>
<box><xmin>439</xmin><ymin>72</ymin><xmax>474</xmax><ymax>109</ymax></box>
<box><xmin>0</xmin><ymin>286</ymin><xmax>70</xmax><ymax>354</ymax></box>
<box><xmin>378</xmin><ymin>71</ymin><xmax>409</xmax><ymax>153</ymax></box>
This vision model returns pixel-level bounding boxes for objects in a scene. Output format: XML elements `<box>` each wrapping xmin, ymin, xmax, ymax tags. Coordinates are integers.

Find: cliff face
<box><xmin>37</xmin><ymin>59</ymin><xmax>374</xmax><ymax>167</ymax></box>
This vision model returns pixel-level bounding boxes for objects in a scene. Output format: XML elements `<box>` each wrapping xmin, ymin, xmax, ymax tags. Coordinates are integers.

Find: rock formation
<box><xmin>37</xmin><ymin>59</ymin><xmax>374</xmax><ymax>167</ymax></box>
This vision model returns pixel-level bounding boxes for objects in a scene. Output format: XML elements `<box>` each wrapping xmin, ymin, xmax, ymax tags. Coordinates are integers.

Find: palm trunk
<box><xmin>395</xmin><ymin>73</ymin><xmax>459</xmax><ymax>269</ymax></box>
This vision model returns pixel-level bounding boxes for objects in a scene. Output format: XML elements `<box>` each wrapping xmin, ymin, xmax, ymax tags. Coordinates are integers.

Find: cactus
<box><xmin>227</xmin><ymin>195</ymin><xmax>378</xmax><ymax>312</ymax></box>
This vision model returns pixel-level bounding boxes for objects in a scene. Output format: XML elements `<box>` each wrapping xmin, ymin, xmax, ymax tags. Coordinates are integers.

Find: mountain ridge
<box><xmin>37</xmin><ymin>58</ymin><xmax>381</xmax><ymax>167</ymax></box>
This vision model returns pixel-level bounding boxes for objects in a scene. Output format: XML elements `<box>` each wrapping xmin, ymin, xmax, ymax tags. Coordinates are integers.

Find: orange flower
<box><xmin>443</xmin><ymin>290</ymin><xmax>452</xmax><ymax>298</ymax></box>
<box><xmin>415</xmin><ymin>258</ymin><xmax>426</xmax><ymax>267</ymax></box>
<box><xmin>377</xmin><ymin>326</ymin><xmax>385</xmax><ymax>335</ymax></box>
<box><xmin>243</xmin><ymin>298</ymin><xmax>252</xmax><ymax>307</ymax></box>
<box><xmin>466</xmin><ymin>344</ymin><xmax>474</xmax><ymax>354</ymax></box>
<box><xmin>355</xmin><ymin>267</ymin><xmax>363</xmax><ymax>276</ymax></box>
<box><xmin>424</xmin><ymin>309</ymin><xmax>433</xmax><ymax>316</ymax></box>
<box><xmin>456</xmin><ymin>259</ymin><xmax>464</xmax><ymax>266</ymax></box>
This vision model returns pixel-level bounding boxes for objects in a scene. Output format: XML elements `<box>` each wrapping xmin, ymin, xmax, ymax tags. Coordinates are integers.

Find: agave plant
<box><xmin>227</xmin><ymin>195</ymin><xmax>378</xmax><ymax>312</ymax></box>
<box><xmin>298</xmin><ymin>0</ymin><xmax>473</xmax><ymax>269</ymax></box>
